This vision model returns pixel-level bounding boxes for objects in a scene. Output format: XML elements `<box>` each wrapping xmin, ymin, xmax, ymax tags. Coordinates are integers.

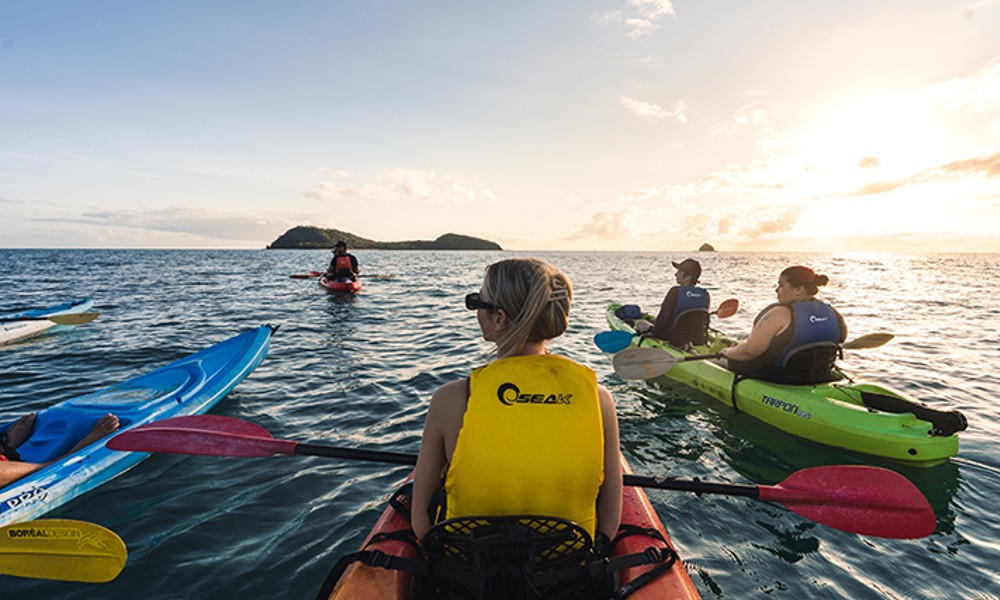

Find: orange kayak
<box><xmin>323</xmin><ymin>456</ymin><xmax>700</xmax><ymax>599</ymax></box>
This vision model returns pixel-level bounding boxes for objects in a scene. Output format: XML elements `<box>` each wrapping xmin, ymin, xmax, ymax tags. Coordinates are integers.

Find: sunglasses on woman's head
<box><xmin>465</xmin><ymin>293</ymin><xmax>499</xmax><ymax>311</ymax></box>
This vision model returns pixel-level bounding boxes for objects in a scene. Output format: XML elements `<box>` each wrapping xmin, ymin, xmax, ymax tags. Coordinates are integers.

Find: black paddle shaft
<box><xmin>294</xmin><ymin>442</ymin><xmax>760</xmax><ymax>497</ymax></box>
<box><xmin>622</xmin><ymin>474</ymin><xmax>760</xmax><ymax>499</ymax></box>
<box><xmin>294</xmin><ymin>443</ymin><xmax>418</xmax><ymax>466</ymax></box>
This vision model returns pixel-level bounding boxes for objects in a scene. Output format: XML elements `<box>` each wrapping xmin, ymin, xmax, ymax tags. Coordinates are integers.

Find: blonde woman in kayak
<box><xmin>411</xmin><ymin>258</ymin><xmax>623</xmax><ymax>544</ymax></box>
<box><xmin>717</xmin><ymin>265</ymin><xmax>847</xmax><ymax>382</ymax></box>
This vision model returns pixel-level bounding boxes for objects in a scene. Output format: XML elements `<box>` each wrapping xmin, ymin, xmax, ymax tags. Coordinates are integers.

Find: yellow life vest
<box><xmin>445</xmin><ymin>354</ymin><xmax>604</xmax><ymax>538</ymax></box>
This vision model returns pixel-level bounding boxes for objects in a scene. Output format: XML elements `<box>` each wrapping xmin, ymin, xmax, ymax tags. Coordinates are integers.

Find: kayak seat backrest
<box><xmin>671</xmin><ymin>309</ymin><xmax>710</xmax><ymax>346</ymax></box>
<box><xmin>778</xmin><ymin>341</ymin><xmax>842</xmax><ymax>384</ymax></box>
<box><xmin>422</xmin><ymin>515</ymin><xmax>601</xmax><ymax>600</ymax></box>
<box><xmin>15</xmin><ymin>409</ymin><xmax>100</xmax><ymax>463</ymax></box>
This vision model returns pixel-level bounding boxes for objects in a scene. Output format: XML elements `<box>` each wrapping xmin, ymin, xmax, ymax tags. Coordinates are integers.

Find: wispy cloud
<box><xmin>852</xmin><ymin>151</ymin><xmax>1000</xmax><ymax>195</ymax></box>
<box><xmin>620</xmin><ymin>97</ymin><xmax>689</xmax><ymax>123</ymax></box>
<box><xmin>33</xmin><ymin>207</ymin><xmax>299</xmax><ymax>242</ymax></box>
<box><xmin>741</xmin><ymin>206</ymin><xmax>805</xmax><ymax>237</ymax></box>
<box><xmin>306</xmin><ymin>168</ymin><xmax>497</xmax><ymax>205</ymax></box>
<box><xmin>596</xmin><ymin>0</ymin><xmax>676</xmax><ymax>38</ymax></box>
<box><xmin>567</xmin><ymin>207</ymin><xmax>634</xmax><ymax>241</ymax></box>
<box><xmin>711</xmin><ymin>92</ymin><xmax>793</xmax><ymax>154</ymax></box>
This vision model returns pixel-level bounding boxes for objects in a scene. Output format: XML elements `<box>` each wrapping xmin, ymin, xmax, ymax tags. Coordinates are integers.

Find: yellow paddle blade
<box><xmin>0</xmin><ymin>519</ymin><xmax>126</xmax><ymax>582</ymax></box>
<box><xmin>47</xmin><ymin>312</ymin><xmax>100</xmax><ymax>325</ymax></box>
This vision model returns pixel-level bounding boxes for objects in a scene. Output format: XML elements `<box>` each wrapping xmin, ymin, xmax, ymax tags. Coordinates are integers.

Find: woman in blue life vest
<box><xmin>716</xmin><ymin>265</ymin><xmax>847</xmax><ymax>381</ymax></box>
<box><xmin>411</xmin><ymin>258</ymin><xmax>623</xmax><ymax>545</ymax></box>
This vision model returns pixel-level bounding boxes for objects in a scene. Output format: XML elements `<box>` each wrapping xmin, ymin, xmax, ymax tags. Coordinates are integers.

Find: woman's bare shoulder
<box><xmin>435</xmin><ymin>378</ymin><xmax>467</xmax><ymax>397</ymax></box>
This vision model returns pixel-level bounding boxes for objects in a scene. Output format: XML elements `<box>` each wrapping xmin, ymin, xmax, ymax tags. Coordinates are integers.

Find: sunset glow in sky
<box><xmin>2</xmin><ymin>1</ymin><xmax>998</xmax><ymax>252</ymax></box>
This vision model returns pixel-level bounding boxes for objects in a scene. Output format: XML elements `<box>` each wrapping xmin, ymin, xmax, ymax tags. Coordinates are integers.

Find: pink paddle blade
<box><xmin>107</xmin><ymin>415</ymin><xmax>297</xmax><ymax>457</ymax></box>
<box><xmin>759</xmin><ymin>466</ymin><xmax>936</xmax><ymax>539</ymax></box>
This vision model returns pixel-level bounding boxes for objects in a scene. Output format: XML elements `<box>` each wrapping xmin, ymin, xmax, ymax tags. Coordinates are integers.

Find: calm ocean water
<box><xmin>1</xmin><ymin>248</ymin><xmax>998</xmax><ymax>599</ymax></box>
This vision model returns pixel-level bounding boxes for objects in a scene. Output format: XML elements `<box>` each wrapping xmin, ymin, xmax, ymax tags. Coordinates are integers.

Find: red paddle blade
<box><xmin>107</xmin><ymin>415</ymin><xmax>296</xmax><ymax>457</ymax></box>
<box><xmin>714</xmin><ymin>298</ymin><xmax>739</xmax><ymax>319</ymax></box>
<box><xmin>758</xmin><ymin>466</ymin><xmax>936</xmax><ymax>539</ymax></box>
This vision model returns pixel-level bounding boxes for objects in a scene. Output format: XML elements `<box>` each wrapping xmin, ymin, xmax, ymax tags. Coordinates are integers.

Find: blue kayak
<box><xmin>0</xmin><ymin>324</ymin><xmax>276</xmax><ymax>525</ymax></box>
<box><xmin>0</xmin><ymin>299</ymin><xmax>94</xmax><ymax>345</ymax></box>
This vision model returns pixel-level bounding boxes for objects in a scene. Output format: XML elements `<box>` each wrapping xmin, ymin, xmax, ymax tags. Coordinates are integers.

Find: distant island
<box><xmin>699</xmin><ymin>243</ymin><xmax>716</xmax><ymax>252</ymax></box>
<box><xmin>267</xmin><ymin>226</ymin><xmax>503</xmax><ymax>250</ymax></box>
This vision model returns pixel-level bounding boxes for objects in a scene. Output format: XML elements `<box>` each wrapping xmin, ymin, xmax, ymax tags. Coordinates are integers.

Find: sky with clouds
<box><xmin>2</xmin><ymin>1</ymin><xmax>998</xmax><ymax>252</ymax></box>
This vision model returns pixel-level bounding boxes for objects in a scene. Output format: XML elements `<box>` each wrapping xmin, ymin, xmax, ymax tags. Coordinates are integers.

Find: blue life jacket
<box><xmin>671</xmin><ymin>286</ymin><xmax>709</xmax><ymax>326</ymax></box>
<box><xmin>776</xmin><ymin>301</ymin><xmax>843</xmax><ymax>366</ymax></box>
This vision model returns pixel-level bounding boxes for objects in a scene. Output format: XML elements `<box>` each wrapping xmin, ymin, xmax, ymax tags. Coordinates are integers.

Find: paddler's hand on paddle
<box><xmin>714</xmin><ymin>347</ymin><xmax>731</xmax><ymax>368</ymax></box>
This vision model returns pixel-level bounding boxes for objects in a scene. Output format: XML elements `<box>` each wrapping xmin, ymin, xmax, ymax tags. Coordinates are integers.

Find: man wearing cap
<box><xmin>638</xmin><ymin>258</ymin><xmax>710</xmax><ymax>348</ymax></box>
<box><xmin>324</xmin><ymin>240</ymin><xmax>360</xmax><ymax>282</ymax></box>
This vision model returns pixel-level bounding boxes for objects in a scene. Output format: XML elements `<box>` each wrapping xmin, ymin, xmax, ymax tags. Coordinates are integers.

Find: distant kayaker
<box><xmin>0</xmin><ymin>413</ymin><xmax>119</xmax><ymax>487</ymax></box>
<box><xmin>717</xmin><ymin>265</ymin><xmax>847</xmax><ymax>383</ymax></box>
<box><xmin>324</xmin><ymin>240</ymin><xmax>360</xmax><ymax>282</ymax></box>
<box><xmin>636</xmin><ymin>257</ymin><xmax>711</xmax><ymax>348</ymax></box>
<box><xmin>411</xmin><ymin>258</ymin><xmax>623</xmax><ymax>544</ymax></box>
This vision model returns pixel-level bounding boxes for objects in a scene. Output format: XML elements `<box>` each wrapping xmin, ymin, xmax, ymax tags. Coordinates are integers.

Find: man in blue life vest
<box><xmin>638</xmin><ymin>258</ymin><xmax>710</xmax><ymax>348</ymax></box>
<box><xmin>324</xmin><ymin>240</ymin><xmax>360</xmax><ymax>282</ymax></box>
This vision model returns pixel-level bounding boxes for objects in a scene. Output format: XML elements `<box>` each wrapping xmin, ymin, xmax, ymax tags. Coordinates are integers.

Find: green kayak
<box><xmin>605</xmin><ymin>303</ymin><xmax>965</xmax><ymax>468</ymax></box>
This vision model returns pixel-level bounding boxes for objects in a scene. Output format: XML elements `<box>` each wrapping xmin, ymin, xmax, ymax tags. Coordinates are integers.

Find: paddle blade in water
<box><xmin>758</xmin><ymin>466</ymin><xmax>936</xmax><ymax>539</ymax></box>
<box><xmin>107</xmin><ymin>415</ymin><xmax>296</xmax><ymax>457</ymax></box>
<box><xmin>46</xmin><ymin>313</ymin><xmax>100</xmax><ymax>325</ymax></box>
<box><xmin>594</xmin><ymin>330</ymin><xmax>636</xmax><ymax>353</ymax></box>
<box><xmin>0</xmin><ymin>519</ymin><xmax>127</xmax><ymax>582</ymax></box>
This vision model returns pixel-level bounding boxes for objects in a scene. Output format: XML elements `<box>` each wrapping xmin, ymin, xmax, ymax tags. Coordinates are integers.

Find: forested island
<box><xmin>267</xmin><ymin>226</ymin><xmax>503</xmax><ymax>250</ymax></box>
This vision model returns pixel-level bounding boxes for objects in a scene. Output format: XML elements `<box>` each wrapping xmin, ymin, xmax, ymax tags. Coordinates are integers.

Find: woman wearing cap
<box><xmin>411</xmin><ymin>258</ymin><xmax>622</xmax><ymax>545</ymax></box>
<box><xmin>717</xmin><ymin>265</ymin><xmax>847</xmax><ymax>382</ymax></box>
<box><xmin>324</xmin><ymin>240</ymin><xmax>360</xmax><ymax>282</ymax></box>
<box><xmin>638</xmin><ymin>258</ymin><xmax>711</xmax><ymax>348</ymax></box>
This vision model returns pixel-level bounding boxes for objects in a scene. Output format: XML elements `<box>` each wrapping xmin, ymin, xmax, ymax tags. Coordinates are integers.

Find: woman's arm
<box><xmin>411</xmin><ymin>379</ymin><xmax>466</xmax><ymax>539</ymax></box>
<box><xmin>721</xmin><ymin>305</ymin><xmax>790</xmax><ymax>361</ymax></box>
<box><xmin>596</xmin><ymin>385</ymin><xmax>622</xmax><ymax>541</ymax></box>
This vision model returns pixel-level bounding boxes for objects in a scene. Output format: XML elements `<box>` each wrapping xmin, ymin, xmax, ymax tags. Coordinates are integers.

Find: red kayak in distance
<box><xmin>319</xmin><ymin>276</ymin><xmax>362</xmax><ymax>294</ymax></box>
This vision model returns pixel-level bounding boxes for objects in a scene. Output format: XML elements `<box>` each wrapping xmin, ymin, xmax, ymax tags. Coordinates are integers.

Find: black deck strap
<box><xmin>730</xmin><ymin>374</ymin><xmax>744</xmax><ymax>412</ymax></box>
<box><xmin>312</xmin><ymin>529</ymin><xmax>427</xmax><ymax>600</ymax></box>
<box><xmin>860</xmin><ymin>391</ymin><xmax>968</xmax><ymax>436</ymax></box>
<box><xmin>389</xmin><ymin>481</ymin><xmax>413</xmax><ymax>519</ymax></box>
<box><xmin>605</xmin><ymin>524</ymin><xmax>680</xmax><ymax>599</ymax></box>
